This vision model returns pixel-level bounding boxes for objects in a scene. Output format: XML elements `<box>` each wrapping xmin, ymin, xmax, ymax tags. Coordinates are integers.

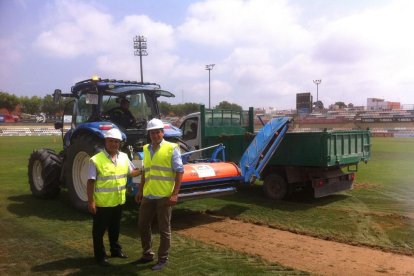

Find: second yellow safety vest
<box><xmin>143</xmin><ymin>141</ymin><xmax>177</xmax><ymax>197</ymax></box>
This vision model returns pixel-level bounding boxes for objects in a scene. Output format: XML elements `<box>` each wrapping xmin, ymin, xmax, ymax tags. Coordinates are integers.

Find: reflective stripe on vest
<box><xmin>95</xmin><ymin>186</ymin><xmax>127</xmax><ymax>192</ymax></box>
<box><xmin>91</xmin><ymin>151</ymin><xmax>129</xmax><ymax>207</ymax></box>
<box><xmin>143</xmin><ymin>141</ymin><xmax>177</xmax><ymax>197</ymax></box>
<box><xmin>97</xmin><ymin>174</ymin><xmax>128</xmax><ymax>181</ymax></box>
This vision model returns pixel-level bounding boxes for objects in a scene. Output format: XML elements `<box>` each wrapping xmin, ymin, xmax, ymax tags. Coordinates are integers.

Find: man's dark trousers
<box><xmin>92</xmin><ymin>205</ymin><xmax>123</xmax><ymax>260</ymax></box>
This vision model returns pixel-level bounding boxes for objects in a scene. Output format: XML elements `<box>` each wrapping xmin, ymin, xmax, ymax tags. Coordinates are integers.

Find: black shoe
<box><xmin>152</xmin><ymin>260</ymin><xmax>167</xmax><ymax>271</ymax></box>
<box><xmin>131</xmin><ymin>257</ymin><xmax>154</xmax><ymax>265</ymax></box>
<box><xmin>111</xmin><ymin>251</ymin><xmax>128</xmax><ymax>258</ymax></box>
<box><xmin>97</xmin><ymin>258</ymin><xmax>111</xmax><ymax>267</ymax></box>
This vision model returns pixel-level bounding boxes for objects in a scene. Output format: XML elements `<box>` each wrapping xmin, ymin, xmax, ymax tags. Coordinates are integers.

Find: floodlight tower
<box><xmin>205</xmin><ymin>64</ymin><xmax>215</xmax><ymax>108</ymax></box>
<box><xmin>133</xmin><ymin>35</ymin><xmax>148</xmax><ymax>83</ymax></box>
<box><xmin>313</xmin><ymin>79</ymin><xmax>322</xmax><ymax>102</ymax></box>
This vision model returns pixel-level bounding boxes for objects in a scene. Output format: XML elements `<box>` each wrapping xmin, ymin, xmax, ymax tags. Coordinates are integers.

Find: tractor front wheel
<box><xmin>28</xmin><ymin>149</ymin><xmax>61</xmax><ymax>199</ymax></box>
<box><xmin>64</xmin><ymin>134</ymin><xmax>103</xmax><ymax>212</ymax></box>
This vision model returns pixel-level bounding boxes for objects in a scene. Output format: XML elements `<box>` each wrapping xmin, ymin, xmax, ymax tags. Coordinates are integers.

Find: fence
<box><xmin>0</xmin><ymin>126</ymin><xmax>69</xmax><ymax>137</ymax></box>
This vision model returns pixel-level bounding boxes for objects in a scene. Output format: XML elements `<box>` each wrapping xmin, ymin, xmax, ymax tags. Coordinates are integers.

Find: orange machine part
<box><xmin>182</xmin><ymin>162</ymin><xmax>241</xmax><ymax>182</ymax></box>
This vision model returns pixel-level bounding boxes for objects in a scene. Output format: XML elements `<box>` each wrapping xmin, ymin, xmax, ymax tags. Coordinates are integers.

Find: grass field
<box><xmin>0</xmin><ymin>136</ymin><xmax>304</xmax><ymax>275</ymax></box>
<box><xmin>1</xmin><ymin>136</ymin><xmax>414</xmax><ymax>274</ymax></box>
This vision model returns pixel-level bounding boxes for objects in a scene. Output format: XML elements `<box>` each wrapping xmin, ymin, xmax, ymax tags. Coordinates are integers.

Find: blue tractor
<box><xmin>28</xmin><ymin>77</ymin><xmax>184</xmax><ymax>211</ymax></box>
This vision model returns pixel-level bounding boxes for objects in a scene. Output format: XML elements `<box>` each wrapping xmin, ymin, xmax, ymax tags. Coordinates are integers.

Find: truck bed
<box><xmin>269</xmin><ymin>130</ymin><xmax>371</xmax><ymax>167</ymax></box>
<box><xmin>192</xmin><ymin>106</ymin><xmax>371</xmax><ymax>168</ymax></box>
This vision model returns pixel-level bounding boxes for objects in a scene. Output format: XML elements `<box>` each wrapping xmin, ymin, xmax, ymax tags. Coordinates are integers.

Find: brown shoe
<box><xmin>132</xmin><ymin>257</ymin><xmax>154</xmax><ymax>265</ymax></box>
<box><xmin>152</xmin><ymin>260</ymin><xmax>167</xmax><ymax>271</ymax></box>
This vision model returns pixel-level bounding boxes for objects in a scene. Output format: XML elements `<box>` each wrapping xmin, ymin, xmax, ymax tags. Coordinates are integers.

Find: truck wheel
<box><xmin>65</xmin><ymin>134</ymin><xmax>103</xmax><ymax>212</ymax></box>
<box><xmin>28</xmin><ymin>149</ymin><xmax>61</xmax><ymax>199</ymax></box>
<box><xmin>263</xmin><ymin>174</ymin><xmax>288</xmax><ymax>200</ymax></box>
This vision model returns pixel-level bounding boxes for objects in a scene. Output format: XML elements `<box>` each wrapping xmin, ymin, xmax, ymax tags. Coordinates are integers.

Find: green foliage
<box><xmin>335</xmin><ymin>101</ymin><xmax>346</xmax><ymax>108</ymax></box>
<box><xmin>0</xmin><ymin>91</ymin><xmax>19</xmax><ymax>113</ymax></box>
<box><xmin>160</xmin><ymin>101</ymin><xmax>201</xmax><ymax>117</ymax></box>
<box><xmin>20</xmin><ymin>95</ymin><xmax>42</xmax><ymax>114</ymax></box>
<box><xmin>313</xmin><ymin>100</ymin><xmax>324</xmax><ymax>110</ymax></box>
<box><xmin>159</xmin><ymin>101</ymin><xmax>172</xmax><ymax>116</ymax></box>
<box><xmin>215</xmin><ymin>100</ymin><xmax>243</xmax><ymax>111</ymax></box>
<box><xmin>42</xmin><ymin>94</ymin><xmax>62</xmax><ymax>115</ymax></box>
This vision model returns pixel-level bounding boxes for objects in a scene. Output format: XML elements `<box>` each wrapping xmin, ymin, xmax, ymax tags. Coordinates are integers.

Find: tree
<box><xmin>348</xmin><ymin>103</ymin><xmax>354</xmax><ymax>108</ymax></box>
<box><xmin>159</xmin><ymin>101</ymin><xmax>172</xmax><ymax>117</ymax></box>
<box><xmin>335</xmin><ymin>101</ymin><xmax>346</xmax><ymax>109</ymax></box>
<box><xmin>20</xmin><ymin>96</ymin><xmax>42</xmax><ymax>114</ymax></box>
<box><xmin>0</xmin><ymin>91</ymin><xmax>19</xmax><ymax>113</ymax></box>
<box><xmin>313</xmin><ymin>100</ymin><xmax>324</xmax><ymax>110</ymax></box>
<box><xmin>41</xmin><ymin>94</ymin><xmax>61</xmax><ymax>115</ymax></box>
<box><xmin>215</xmin><ymin>101</ymin><xmax>242</xmax><ymax>111</ymax></box>
<box><xmin>173</xmin><ymin>103</ymin><xmax>200</xmax><ymax>116</ymax></box>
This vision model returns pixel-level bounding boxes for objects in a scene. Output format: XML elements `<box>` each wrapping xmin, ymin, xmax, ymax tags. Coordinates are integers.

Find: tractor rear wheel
<box><xmin>28</xmin><ymin>149</ymin><xmax>61</xmax><ymax>199</ymax></box>
<box><xmin>64</xmin><ymin>134</ymin><xmax>103</xmax><ymax>212</ymax></box>
<box><xmin>263</xmin><ymin>173</ymin><xmax>288</xmax><ymax>200</ymax></box>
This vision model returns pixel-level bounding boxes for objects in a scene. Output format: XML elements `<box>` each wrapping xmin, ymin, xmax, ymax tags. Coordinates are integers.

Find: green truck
<box><xmin>178</xmin><ymin>105</ymin><xmax>371</xmax><ymax>200</ymax></box>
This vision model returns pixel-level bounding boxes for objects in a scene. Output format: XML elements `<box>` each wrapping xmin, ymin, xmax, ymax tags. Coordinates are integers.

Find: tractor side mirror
<box><xmin>53</xmin><ymin>89</ymin><xmax>62</xmax><ymax>103</ymax></box>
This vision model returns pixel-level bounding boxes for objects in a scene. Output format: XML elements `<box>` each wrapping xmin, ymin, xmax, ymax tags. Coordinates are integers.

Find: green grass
<box><xmin>0</xmin><ymin>136</ymin><xmax>304</xmax><ymax>275</ymax></box>
<box><xmin>2</xmin><ymin>136</ymin><xmax>414</xmax><ymax>274</ymax></box>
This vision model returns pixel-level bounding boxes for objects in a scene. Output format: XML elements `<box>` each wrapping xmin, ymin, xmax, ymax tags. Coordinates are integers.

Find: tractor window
<box><xmin>101</xmin><ymin>93</ymin><xmax>154</xmax><ymax>125</ymax></box>
<box><xmin>75</xmin><ymin>94</ymin><xmax>94</xmax><ymax>124</ymax></box>
<box><xmin>129</xmin><ymin>94</ymin><xmax>152</xmax><ymax>121</ymax></box>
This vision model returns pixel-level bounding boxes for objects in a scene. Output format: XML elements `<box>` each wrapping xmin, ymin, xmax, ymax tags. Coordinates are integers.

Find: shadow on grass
<box><xmin>31</xmin><ymin>257</ymin><xmax>148</xmax><ymax>275</ymax></box>
<box><xmin>7</xmin><ymin>192</ymin><xmax>89</xmax><ymax>221</ymax></box>
<box><xmin>215</xmin><ymin>184</ymin><xmax>351</xmax><ymax>212</ymax></box>
<box><xmin>121</xmin><ymin>201</ymin><xmax>248</xmax><ymax>234</ymax></box>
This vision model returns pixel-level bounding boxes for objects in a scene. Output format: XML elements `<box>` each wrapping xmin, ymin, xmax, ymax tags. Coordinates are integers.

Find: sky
<box><xmin>1</xmin><ymin>0</ymin><xmax>414</xmax><ymax>110</ymax></box>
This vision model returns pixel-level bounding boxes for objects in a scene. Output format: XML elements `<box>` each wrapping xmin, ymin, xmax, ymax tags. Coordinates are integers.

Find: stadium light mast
<box><xmin>133</xmin><ymin>35</ymin><xmax>148</xmax><ymax>83</ymax></box>
<box><xmin>205</xmin><ymin>64</ymin><xmax>215</xmax><ymax>108</ymax></box>
<box><xmin>313</xmin><ymin>79</ymin><xmax>322</xmax><ymax>102</ymax></box>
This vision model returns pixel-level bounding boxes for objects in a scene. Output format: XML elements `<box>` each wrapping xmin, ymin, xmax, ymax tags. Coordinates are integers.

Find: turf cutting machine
<box><xmin>129</xmin><ymin>116</ymin><xmax>290</xmax><ymax>201</ymax></box>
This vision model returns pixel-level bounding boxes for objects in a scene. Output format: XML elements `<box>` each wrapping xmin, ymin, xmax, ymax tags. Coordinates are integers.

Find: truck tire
<box><xmin>65</xmin><ymin>134</ymin><xmax>103</xmax><ymax>212</ymax></box>
<box><xmin>263</xmin><ymin>173</ymin><xmax>288</xmax><ymax>200</ymax></box>
<box><xmin>28</xmin><ymin>149</ymin><xmax>61</xmax><ymax>199</ymax></box>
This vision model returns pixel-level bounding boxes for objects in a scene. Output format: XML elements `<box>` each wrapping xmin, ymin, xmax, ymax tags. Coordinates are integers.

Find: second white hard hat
<box><xmin>104</xmin><ymin>128</ymin><xmax>123</xmax><ymax>140</ymax></box>
<box><xmin>146</xmin><ymin>118</ymin><xmax>164</xmax><ymax>131</ymax></box>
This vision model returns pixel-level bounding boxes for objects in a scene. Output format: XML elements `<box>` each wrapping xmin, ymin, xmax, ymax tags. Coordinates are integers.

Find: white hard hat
<box><xmin>104</xmin><ymin>128</ymin><xmax>123</xmax><ymax>140</ymax></box>
<box><xmin>146</xmin><ymin>118</ymin><xmax>164</xmax><ymax>131</ymax></box>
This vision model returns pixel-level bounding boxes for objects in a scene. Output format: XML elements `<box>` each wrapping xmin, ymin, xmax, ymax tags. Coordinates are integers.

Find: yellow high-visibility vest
<box><xmin>143</xmin><ymin>141</ymin><xmax>177</xmax><ymax>197</ymax></box>
<box><xmin>91</xmin><ymin>151</ymin><xmax>129</xmax><ymax>207</ymax></box>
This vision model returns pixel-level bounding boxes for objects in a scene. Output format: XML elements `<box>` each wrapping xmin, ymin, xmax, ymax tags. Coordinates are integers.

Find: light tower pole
<box><xmin>313</xmin><ymin>79</ymin><xmax>322</xmax><ymax>102</ymax></box>
<box><xmin>205</xmin><ymin>64</ymin><xmax>215</xmax><ymax>108</ymax></box>
<box><xmin>133</xmin><ymin>35</ymin><xmax>148</xmax><ymax>83</ymax></box>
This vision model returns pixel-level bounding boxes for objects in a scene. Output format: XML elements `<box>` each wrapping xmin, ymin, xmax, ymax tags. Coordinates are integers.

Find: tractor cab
<box><xmin>54</xmin><ymin>77</ymin><xmax>182</xmax><ymax>152</ymax></box>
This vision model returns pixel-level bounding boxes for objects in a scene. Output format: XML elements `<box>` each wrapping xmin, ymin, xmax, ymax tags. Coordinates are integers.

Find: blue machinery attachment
<box><xmin>239</xmin><ymin>116</ymin><xmax>290</xmax><ymax>183</ymax></box>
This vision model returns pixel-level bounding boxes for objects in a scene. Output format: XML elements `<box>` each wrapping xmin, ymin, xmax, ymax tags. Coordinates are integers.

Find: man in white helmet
<box><xmin>134</xmin><ymin>118</ymin><xmax>184</xmax><ymax>271</ymax></box>
<box><xmin>87</xmin><ymin>128</ymin><xmax>140</xmax><ymax>266</ymax></box>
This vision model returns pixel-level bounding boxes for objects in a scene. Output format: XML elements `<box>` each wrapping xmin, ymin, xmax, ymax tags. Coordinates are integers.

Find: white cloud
<box><xmin>16</xmin><ymin>0</ymin><xmax>414</xmax><ymax>108</ymax></box>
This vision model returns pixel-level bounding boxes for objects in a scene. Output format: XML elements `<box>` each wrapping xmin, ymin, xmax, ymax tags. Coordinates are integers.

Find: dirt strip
<box><xmin>176</xmin><ymin>217</ymin><xmax>414</xmax><ymax>275</ymax></box>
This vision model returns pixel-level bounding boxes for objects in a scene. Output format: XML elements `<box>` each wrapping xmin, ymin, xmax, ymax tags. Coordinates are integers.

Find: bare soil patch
<box><xmin>175</xmin><ymin>214</ymin><xmax>414</xmax><ymax>276</ymax></box>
